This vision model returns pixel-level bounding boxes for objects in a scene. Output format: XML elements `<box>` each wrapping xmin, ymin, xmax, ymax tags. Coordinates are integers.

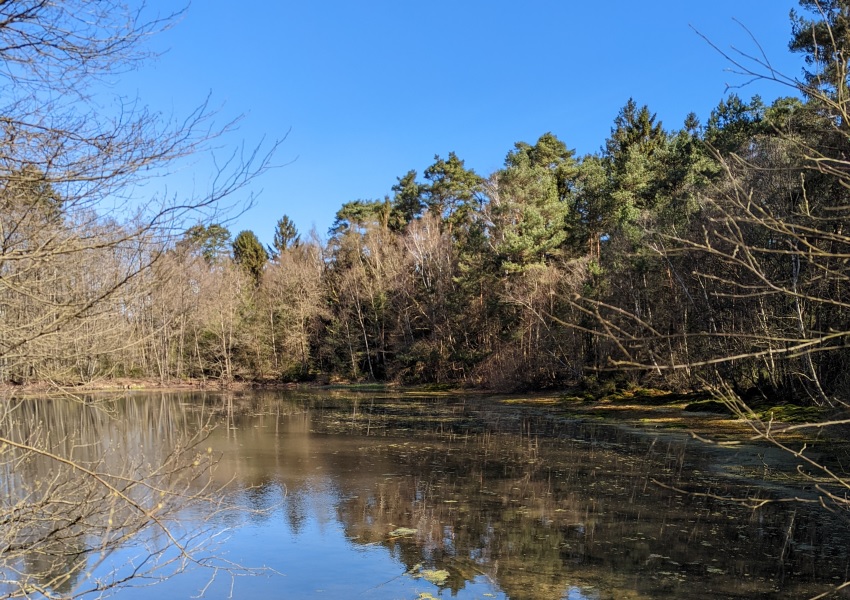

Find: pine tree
<box><xmin>422</xmin><ymin>152</ymin><xmax>484</xmax><ymax>227</ymax></box>
<box><xmin>233</xmin><ymin>230</ymin><xmax>268</xmax><ymax>285</ymax></box>
<box><xmin>493</xmin><ymin>133</ymin><xmax>577</xmax><ymax>272</ymax></box>
<box><xmin>271</xmin><ymin>215</ymin><xmax>300</xmax><ymax>258</ymax></box>
<box><xmin>389</xmin><ymin>170</ymin><xmax>424</xmax><ymax>230</ymax></box>
<box><xmin>790</xmin><ymin>0</ymin><xmax>850</xmax><ymax>105</ymax></box>
<box><xmin>184</xmin><ymin>223</ymin><xmax>232</xmax><ymax>264</ymax></box>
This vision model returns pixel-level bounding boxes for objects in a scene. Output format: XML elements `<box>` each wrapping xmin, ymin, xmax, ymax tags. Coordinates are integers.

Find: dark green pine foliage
<box><xmin>184</xmin><ymin>223</ymin><xmax>231</xmax><ymax>264</ymax></box>
<box><xmin>422</xmin><ymin>152</ymin><xmax>484</xmax><ymax>228</ymax></box>
<box><xmin>571</xmin><ymin>154</ymin><xmax>615</xmax><ymax>258</ymax></box>
<box><xmin>655</xmin><ymin>112</ymin><xmax>714</xmax><ymax>222</ymax></box>
<box><xmin>389</xmin><ymin>170</ymin><xmax>424</xmax><ymax>231</ymax></box>
<box><xmin>494</xmin><ymin>133</ymin><xmax>577</xmax><ymax>272</ymax></box>
<box><xmin>604</xmin><ymin>99</ymin><xmax>670</xmax><ymax>232</ymax></box>
<box><xmin>232</xmin><ymin>230</ymin><xmax>268</xmax><ymax>285</ymax></box>
<box><xmin>329</xmin><ymin>199</ymin><xmax>392</xmax><ymax>237</ymax></box>
<box><xmin>704</xmin><ymin>95</ymin><xmax>766</xmax><ymax>155</ymax></box>
<box><xmin>270</xmin><ymin>215</ymin><xmax>300</xmax><ymax>258</ymax></box>
<box><xmin>790</xmin><ymin>0</ymin><xmax>850</xmax><ymax>103</ymax></box>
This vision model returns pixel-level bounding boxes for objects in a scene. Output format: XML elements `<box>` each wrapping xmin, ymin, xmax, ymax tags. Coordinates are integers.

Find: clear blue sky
<box><xmin>125</xmin><ymin>1</ymin><xmax>804</xmax><ymax>246</ymax></box>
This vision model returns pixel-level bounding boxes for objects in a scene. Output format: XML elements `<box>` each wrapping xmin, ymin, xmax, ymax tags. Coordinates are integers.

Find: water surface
<box><xmin>4</xmin><ymin>390</ymin><xmax>850</xmax><ymax>599</ymax></box>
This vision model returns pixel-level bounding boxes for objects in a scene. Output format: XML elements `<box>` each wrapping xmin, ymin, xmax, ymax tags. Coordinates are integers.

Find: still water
<box><xmin>4</xmin><ymin>389</ymin><xmax>850</xmax><ymax>599</ymax></box>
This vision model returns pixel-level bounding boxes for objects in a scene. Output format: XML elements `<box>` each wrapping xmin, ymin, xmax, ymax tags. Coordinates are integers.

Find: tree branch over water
<box><xmin>0</xmin><ymin>1</ymin><xmax>278</xmax><ymax>596</ymax></box>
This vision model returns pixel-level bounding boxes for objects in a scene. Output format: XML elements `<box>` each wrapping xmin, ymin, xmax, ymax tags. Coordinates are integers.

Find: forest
<box><xmin>3</xmin><ymin>1</ymin><xmax>850</xmax><ymax>409</ymax></box>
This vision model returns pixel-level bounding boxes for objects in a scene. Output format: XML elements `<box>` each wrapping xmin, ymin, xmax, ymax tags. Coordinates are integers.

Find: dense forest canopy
<box><xmin>3</xmin><ymin>1</ymin><xmax>850</xmax><ymax>409</ymax></box>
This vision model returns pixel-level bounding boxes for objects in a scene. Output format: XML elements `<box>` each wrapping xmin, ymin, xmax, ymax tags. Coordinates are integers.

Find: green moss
<box><xmin>757</xmin><ymin>404</ymin><xmax>826</xmax><ymax>423</ymax></box>
<box><xmin>559</xmin><ymin>394</ymin><xmax>590</xmax><ymax>404</ymax></box>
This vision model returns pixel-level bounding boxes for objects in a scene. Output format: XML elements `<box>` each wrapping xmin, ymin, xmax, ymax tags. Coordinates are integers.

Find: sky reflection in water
<box><xmin>13</xmin><ymin>390</ymin><xmax>850</xmax><ymax>599</ymax></box>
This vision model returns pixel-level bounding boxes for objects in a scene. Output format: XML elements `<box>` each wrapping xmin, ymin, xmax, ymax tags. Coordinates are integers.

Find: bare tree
<box><xmin>0</xmin><ymin>1</ymin><xmax>277</xmax><ymax>382</ymax></box>
<box><xmin>260</xmin><ymin>237</ymin><xmax>327</xmax><ymax>380</ymax></box>
<box><xmin>0</xmin><ymin>1</ymin><xmax>277</xmax><ymax>597</ymax></box>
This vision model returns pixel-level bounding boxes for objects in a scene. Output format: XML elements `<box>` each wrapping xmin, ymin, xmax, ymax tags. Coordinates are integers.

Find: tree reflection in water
<box><xmin>0</xmin><ymin>392</ymin><xmax>226</xmax><ymax>598</ymax></box>
<box><xmin>204</xmin><ymin>390</ymin><xmax>850</xmax><ymax>599</ymax></box>
<box><xmin>4</xmin><ymin>390</ymin><xmax>850</xmax><ymax>599</ymax></box>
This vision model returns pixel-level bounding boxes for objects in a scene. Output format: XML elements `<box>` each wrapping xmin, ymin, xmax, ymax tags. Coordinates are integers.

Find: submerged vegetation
<box><xmin>203</xmin><ymin>390</ymin><xmax>850</xmax><ymax>598</ymax></box>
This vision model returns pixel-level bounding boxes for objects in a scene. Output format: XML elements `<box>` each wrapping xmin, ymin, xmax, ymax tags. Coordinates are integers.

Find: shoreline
<box><xmin>4</xmin><ymin>377</ymin><xmax>844</xmax><ymax>445</ymax></box>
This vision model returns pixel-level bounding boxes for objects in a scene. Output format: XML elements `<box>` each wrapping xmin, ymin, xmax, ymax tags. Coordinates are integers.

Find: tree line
<box><xmin>4</xmin><ymin>1</ymin><xmax>850</xmax><ymax>408</ymax></box>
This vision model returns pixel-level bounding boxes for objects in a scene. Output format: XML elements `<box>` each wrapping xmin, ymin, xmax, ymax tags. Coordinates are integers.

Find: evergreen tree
<box><xmin>329</xmin><ymin>199</ymin><xmax>392</xmax><ymax>237</ymax></box>
<box><xmin>422</xmin><ymin>152</ymin><xmax>484</xmax><ymax>227</ymax></box>
<box><xmin>604</xmin><ymin>99</ymin><xmax>670</xmax><ymax>227</ymax></box>
<box><xmin>790</xmin><ymin>0</ymin><xmax>850</xmax><ymax>104</ymax></box>
<box><xmin>571</xmin><ymin>155</ymin><xmax>614</xmax><ymax>259</ymax></box>
<box><xmin>184</xmin><ymin>223</ymin><xmax>231</xmax><ymax>264</ymax></box>
<box><xmin>233</xmin><ymin>229</ymin><xmax>268</xmax><ymax>285</ymax></box>
<box><xmin>493</xmin><ymin>133</ymin><xmax>577</xmax><ymax>272</ymax></box>
<box><xmin>704</xmin><ymin>95</ymin><xmax>766</xmax><ymax>155</ymax></box>
<box><xmin>605</xmin><ymin>99</ymin><xmax>666</xmax><ymax>164</ymax></box>
<box><xmin>389</xmin><ymin>170</ymin><xmax>424</xmax><ymax>230</ymax></box>
<box><xmin>271</xmin><ymin>215</ymin><xmax>300</xmax><ymax>258</ymax></box>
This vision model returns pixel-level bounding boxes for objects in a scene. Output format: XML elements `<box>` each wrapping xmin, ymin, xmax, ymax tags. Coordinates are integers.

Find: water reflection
<box><xmin>199</xmin><ymin>390</ymin><xmax>850</xmax><ymax>599</ymax></box>
<box><xmin>3</xmin><ymin>390</ymin><xmax>850</xmax><ymax>599</ymax></box>
<box><xmin>0</xmin><ymin>392</ymin><xmax>217</xmax><ymax>598</ymax></box>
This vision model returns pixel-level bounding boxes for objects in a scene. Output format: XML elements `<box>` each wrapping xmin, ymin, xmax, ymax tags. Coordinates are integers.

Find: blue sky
<box><xmin>125</xmin><ymin>1</ymin><xmax>804</xmax><ymax>246</ymax></box>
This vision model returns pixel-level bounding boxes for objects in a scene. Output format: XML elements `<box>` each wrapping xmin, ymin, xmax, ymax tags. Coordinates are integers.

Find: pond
<box><xmin>2</xmin><ymin>389</ymin><xmax>849</xmax><ymax>599</ymax></box>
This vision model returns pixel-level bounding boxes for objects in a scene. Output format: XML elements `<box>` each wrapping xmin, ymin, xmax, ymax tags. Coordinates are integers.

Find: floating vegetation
<box><xmin>95</xmin><ymin>390</ymin><xmax>850</xmax><ymax>598</ymax></box>
<box><xmin>559</xmin><ymin>394</ymin><xmax>594</xmax><ymax>404</ymax></box>
<box><xmin>500</xmin><ymin>396</ymin><xmax>561</xmax><ymax>406</ymax></box>
<box><xmin>420</xmin><ymin>569</ymin><xmax>450</xmax><ymax>586</ymax></box>
<box><xmin>757</xmin><ymin>404</ymin><xmax>826</xmax><ymax>423</ymax></box>
<box><xmin>407</xmin><ymin>565</ymin><xmax>450</xmax><ymax>586</ymax></box>
<box><xmin>406</xmin><ymin>564</ymin><xmax>451</xmax><ymax>587</ymax></box>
